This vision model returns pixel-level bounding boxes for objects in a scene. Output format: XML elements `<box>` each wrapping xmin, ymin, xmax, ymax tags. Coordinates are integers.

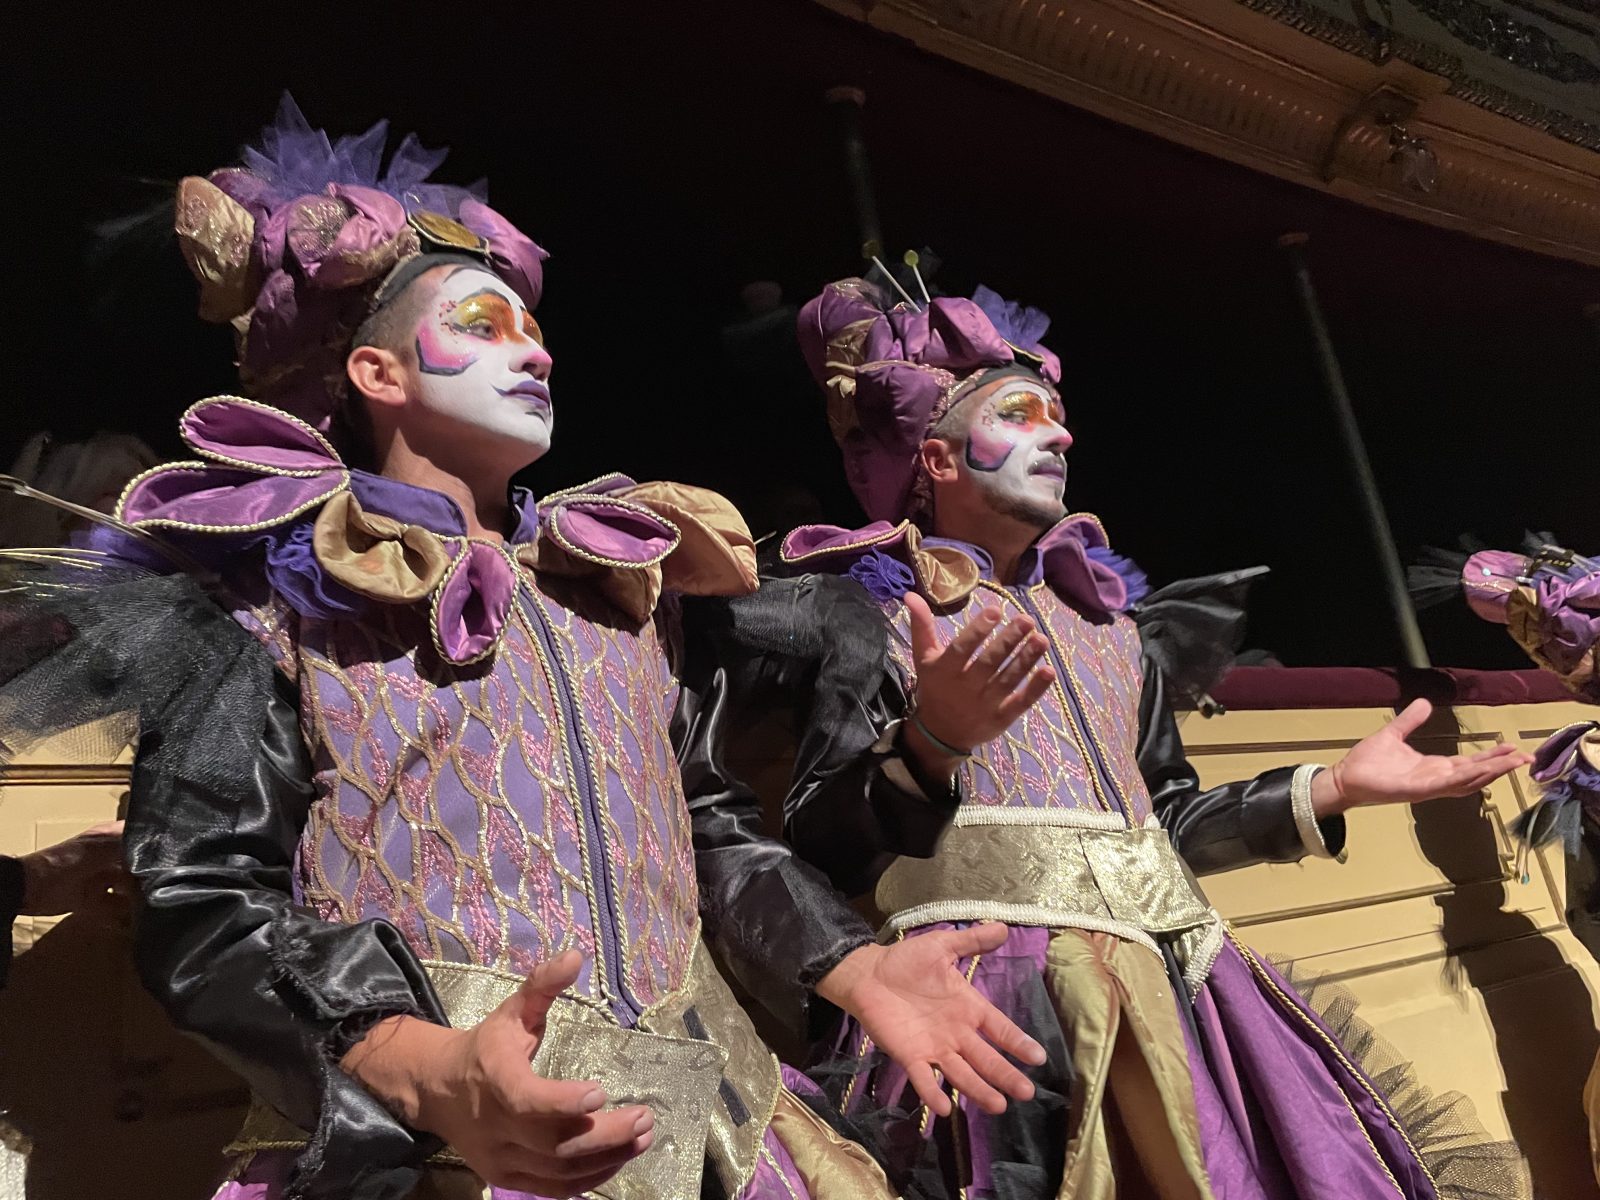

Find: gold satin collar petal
<box><xmin>904</xmin><ymin>527</ymin><xmax>982</xmax><ymax>606</ymax></box>
<box><xmin>313</xmin><ymin>490</ymin><xmax>452</xmax><ymax>603</ymax></box>
<box><xmin>621</xmin><ymin>481</ymin><xmax>759</xmax><ymax>597</ymax></box>
<box><xmin>515</xmin><ymin>539</ymin><xmax>664</xmax><ymax>627</ymax></box>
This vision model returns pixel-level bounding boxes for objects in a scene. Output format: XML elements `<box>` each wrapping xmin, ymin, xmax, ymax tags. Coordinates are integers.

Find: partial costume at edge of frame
<box><xmin>0</xmin><ymin>99</ymin><xmax>896</xmax><ymax>1200</ymax></box>
<box><xmin>715</xmin><ymin>275</ymin><xmax>1532</xmax><ymax>1200</ymax></box>
<box><xmin>1447</xmin><ymin>539</ymin><xmax>1600</xmax><ymax>1180</ymax></box>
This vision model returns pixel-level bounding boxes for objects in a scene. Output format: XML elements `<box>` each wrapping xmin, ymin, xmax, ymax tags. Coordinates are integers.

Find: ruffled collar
<box><xmin>116</xmin><ymin>397</ymin><xmax>757</xmax><ymax>664</ymax></box>
<box><xmin>779</xmin><ymin>513</ymin><xmax>1148</xmax><ymax>618</ymax></box>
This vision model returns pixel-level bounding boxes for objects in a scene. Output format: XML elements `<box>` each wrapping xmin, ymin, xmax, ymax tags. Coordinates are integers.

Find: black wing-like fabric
<box><xmin>0</xmin><ymin>569</ymin><xmax>445</xmax><ymax>1200</ymax></box>
<box><xmin>1131</xmin><ymin>566</ymin><xmax>1268</xmax><ymax>708</ymax></box>
<box><xmin>1131</xmin><ymin>568</ymin><xmax>1344</xmax><ymax>871</ymax></box>
<box><xmin>715</xmin><ymin>574</ymin><xmax>960</xmax><ymax>901</ymax></box>
<box><xmin>678</xmin><ymin>585</ymin><xmax>880</xmax><ymax>1040</ymax></box>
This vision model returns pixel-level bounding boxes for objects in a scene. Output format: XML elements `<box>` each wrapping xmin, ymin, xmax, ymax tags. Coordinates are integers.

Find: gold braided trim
<box><xmin>949</xmin><ymin>805</ymin><xmax>1130</xmax><ymax>830</ymax></box>
<box><xmin>882</xmin><ymin>902</ymin><xmax>1162</xmax><ymax>956</ymax></box>
<box><xmin>1229</xmin><ymin>933</ymin><xmax>1431</xmax><ymax>1196</ymax></box>
<box><xmin>227</xmin><ymin>939</ymin><xmax>781</xmax><ymax>1199</ymax></box>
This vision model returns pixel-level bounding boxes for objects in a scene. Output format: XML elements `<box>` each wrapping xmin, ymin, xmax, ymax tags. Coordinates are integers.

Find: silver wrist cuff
<box><xmin>1291</xmin><ymin>764</ymin><xmax>1340</xmax><ymax>860</ymax></box>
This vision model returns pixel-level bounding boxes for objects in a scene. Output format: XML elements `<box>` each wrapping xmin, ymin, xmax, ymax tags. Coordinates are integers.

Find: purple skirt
<box><xmin>823</xmin><ymin>924</ymin><xmax>1527</xmax><ymax>1200</ymax></box>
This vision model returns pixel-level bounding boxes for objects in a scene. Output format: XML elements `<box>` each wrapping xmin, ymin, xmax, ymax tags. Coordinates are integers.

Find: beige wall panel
<box><xmin>1182</xmin><ymin>698</ymin><xmax>1600</xmax><ymax>1196</ymax></box>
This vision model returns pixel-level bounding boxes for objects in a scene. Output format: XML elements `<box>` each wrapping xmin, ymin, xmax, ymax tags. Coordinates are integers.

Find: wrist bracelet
<box><xmin>910</xmin><ymin>712</ymin><xmax>972</xmax><ymax>760</ymax></box>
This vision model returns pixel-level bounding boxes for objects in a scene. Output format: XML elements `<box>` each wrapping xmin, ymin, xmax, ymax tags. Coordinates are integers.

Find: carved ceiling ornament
<box><xmin>815</xmin><ymin>0</ymin><xmax>1600</xmax><ymax>265</ymax></box>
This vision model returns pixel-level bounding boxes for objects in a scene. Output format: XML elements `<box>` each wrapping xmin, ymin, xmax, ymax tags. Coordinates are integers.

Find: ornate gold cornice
<box><xmin>815</xmin><ymin>0</ymin><xmax>1600</xmax><ymax>265</ymax></box>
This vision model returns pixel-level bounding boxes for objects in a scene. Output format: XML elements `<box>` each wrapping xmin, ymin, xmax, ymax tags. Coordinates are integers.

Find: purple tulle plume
<box><xmin>972</xmin><ymin>284</ymin><xmax>1052</xmax><ymax>352</ymax></box>
<box><xmin>259</xmin><ymin>518</ymin><xmax>367</xmax><ymax>621</ymax></box>
<box><xmin>1086</xmin><ymin>544</ymin><xmax>1150</xmax><ymax>608</ymax></box>
<box><xmin>847</xmin><ymin>550</ymin><xmax>917</xmax><ymax>603</ymax></box>
<box><xmin>241</xmin><ymin>93</ymin><xmax>485</xmax><ymax>215</ymax></box>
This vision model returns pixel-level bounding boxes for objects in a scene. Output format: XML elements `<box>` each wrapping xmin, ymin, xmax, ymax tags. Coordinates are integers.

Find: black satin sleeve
<box><xmin>1137</xmin><ymin>653</ymin><xmax>1346</xmax><ymax>874</ymax></box>
<box><xmin>0</xmin><ymin>855</ymin><xmax>22</xmax><ymax>990</ymax></box>
<box><xmin>702</xmin><ymin>574</ymin><xmax>960</xmax><ymax>902</ymax></box>
<box><xmin>124</xmin><ymin>594</ymin><xmax>448</xmax><ymax>1200</ymax></box>
<box><xmin>676</xmin><ymin>591</ymin><xmax>876</xmax><ymax>1041</ymax></box>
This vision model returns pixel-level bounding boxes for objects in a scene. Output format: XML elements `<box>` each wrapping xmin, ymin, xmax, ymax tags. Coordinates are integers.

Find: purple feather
<box><xmin>1086</xmin><ymin>544</ymin><xmax>1150</xmax><ymax>608</ymax></box>
<box><xmin>972</xmin><ymin>284</ymin><xmax>1052</xmax><ymax>351</ymax></box>
<box><xmin>238</xmin><ymin>93</ymin><xmax>485</xmax><ymax>215</ymax></box>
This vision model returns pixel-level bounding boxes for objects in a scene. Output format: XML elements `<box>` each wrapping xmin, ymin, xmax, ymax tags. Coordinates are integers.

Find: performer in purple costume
<box><xmin>753</xmin><ymin>275</ymin><xmax>1534</xmax><ymax>1199</ymax></box>
<box><xmin>0</xmin><ymin>104</ymin><xmax>1068</xmax><ymax>1200</ymax></box>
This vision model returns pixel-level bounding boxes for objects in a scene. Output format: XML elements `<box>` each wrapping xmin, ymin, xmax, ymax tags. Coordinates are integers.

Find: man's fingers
<box><xmin>994</xmin><ymin>668</ymin><xmax>1055</xmax><ymax>726</ymax></box>
<box><xmin>514</xmin><ymin>1071</ymin><xmax>611</xmax><ymax>1120</ymax></box>
<box><xmin>942</xmin><ymin>607</ymin><xmax>1004</xmax><ymax>667</ymax></box>
<box><xmin>985</xmin><ymin>634</ymin><xmax>1048</xmax><ymax>695</ymax></box>
<box><xmin>513</xmin><ymin>950</ymin><xmax>585</xmax><ymax>1034</ymax></box>
<box><xmin>1387</xmin><ymin>698</ymin><xmax>1433</xmax><ymax>740</ymax></box>
<box><xmin>978</xmin><ymin>1004</ymin><xmax>1048</xmax><ymax>1067</ymax></box>
<box><xmin>936</xmin><ymin>1055</ymin><xmax>1008</xmax><ymax>1116</ymax></box>
<box><xmin>956</xmin><ymin>1034</ymin><xmax>1036</xmax><ymax>1103</ymax></box>
<box><xmin>906</xmin><ymin>593</ymin><xmax>942</xmax><ymax>666</ymax></box>
<box><xmin>971</xmin><ymin>616</ymin><xmax>1036</xmax><ymax>673</ymax></box>
<box><xmin>552</xmin><ymin>1106</ymin><xmax>654</xmax><ymax>1159</ymax></box>
<box><xmin>906</xmin><ymin>1063</ymin><xmax>951</xmax><ymax>1117</ymax></box>
<box><xmin>933</xmin><ymin>921</ymin><xmax>1009</xmax><ymax>959</ymax></box>
<box><xmin>1467</xmin><ymin>745</ymin><xmax>1530</xmax><ymax>766</ymax></box>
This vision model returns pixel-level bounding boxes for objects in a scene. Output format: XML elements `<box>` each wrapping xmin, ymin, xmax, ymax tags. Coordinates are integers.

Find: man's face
<box><xmin>407</xmin><ymin>265</ymin><xmax>554</xmax><ymax>460</ymax></box>
<box><xmin>947</xmin><ymin>374</ymin><xmax>1073</xmax><ymax>529</ymax></box>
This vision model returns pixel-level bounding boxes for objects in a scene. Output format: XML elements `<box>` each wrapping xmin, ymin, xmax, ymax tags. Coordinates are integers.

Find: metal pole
<box><xmin>1278</xmin><ymin>233</ymin><xmax>1431</xmax><ymax>668</ymax></box>
<box><xmin>824</xmin><ymin>86</ymin><xmax>883</xmax><ymax>257</ymax></box>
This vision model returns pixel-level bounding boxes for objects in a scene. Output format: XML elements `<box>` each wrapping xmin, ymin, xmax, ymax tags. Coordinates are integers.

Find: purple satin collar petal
<box><xmin>121</xmin><ymin>465</ymin><xmax>344</xmax><ymax>530</ymax></box>
<box><xmin>435</xmin><ymin>543</ymin><xmax>514</xmax><ymax>664</ymax></box>
<box><xmin>546</xmin><ymin>499</ymin><xmax>677</xmax><ymax>566</ymax></box>
<box><xmin>780</xmin><ymin>521</ymin><xmax>902</xmax><ymax>564</ymax></box>
<box><xmin>1024</xmin><ymin>516</ymin><xmax>1131</xmax><ymax>617</ymax></box>
<box><xmin>182</xmin><ymin>399</ymin><xmax>342</xmax><ymax>474</ymax></box>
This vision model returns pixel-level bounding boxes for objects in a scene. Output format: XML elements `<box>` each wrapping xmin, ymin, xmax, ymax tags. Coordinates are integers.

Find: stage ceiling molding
<box><xmin>814</xmin><ymin>0</ymin><xmax>1600</xmax><ymax>265</ymax></box>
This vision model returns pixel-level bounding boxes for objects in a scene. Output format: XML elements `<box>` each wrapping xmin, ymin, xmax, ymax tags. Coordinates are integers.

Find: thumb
<box><xmin>906</xmin><ymin>592</ymin><xmax>940</xmax><ymax>666</ymax></box>
<box><xmin>510</xmin><ymin>949</ymin><xmax>584</xmax><ymax>1037</ymax></box>
<box><xmin>1387</xmin><ymin>698</ymin><xmax>1433</xmax><ymax>740</ymax></box>
<box><xmin>935</xmin><ymin>921</ymin><xmax>1009</xmax><ymax>960</ymax></box>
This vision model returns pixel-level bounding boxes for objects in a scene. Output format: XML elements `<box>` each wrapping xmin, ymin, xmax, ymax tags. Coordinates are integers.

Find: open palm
<box><xmin>833</xmin><ymin>924</ymin><xmax>1046</xmax><ymax>1117</ymax></box>
<box><xmin>1328</xmin><ymin>699</ymin><xmax>1531</xmax><ymax>810</ymax></box>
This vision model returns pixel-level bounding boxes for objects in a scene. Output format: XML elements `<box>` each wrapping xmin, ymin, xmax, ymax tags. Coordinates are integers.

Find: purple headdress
<box><xmin>797</xmin><ymin>276</ymin><xmax>1062</xmax><ymax>524</ymax></box>
<box><xmin>174</xmin><ymin>94</ymin><xmax>547</xmax><ymax>431</ymax></box>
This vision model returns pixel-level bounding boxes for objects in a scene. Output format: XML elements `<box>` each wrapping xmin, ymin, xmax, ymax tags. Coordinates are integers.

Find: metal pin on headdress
<box><xmin>863</xmin><ymin>240</ymin><xmax>922</xmax><ymax>311</ymax></box>
<box><xmin>903</xmin><ymin>249</ymin><xmax>933</xmax><ymax>306</ymax></box>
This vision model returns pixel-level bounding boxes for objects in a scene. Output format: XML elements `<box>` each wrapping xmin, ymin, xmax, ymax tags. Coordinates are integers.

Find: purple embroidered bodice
<box><xmin>245</xmin><ymin>581</ymin><xmax>698</xmax><ymax>1019</ymax></box>
<box><xmin>113</xmin><ymin>398</ymin><xmax>755</xmax><ymax>1024</ymax></box>
<box><xmin>782</xmin><ymin>515</ymin><xmax>1155</xmax><ymax>821</ymax></box>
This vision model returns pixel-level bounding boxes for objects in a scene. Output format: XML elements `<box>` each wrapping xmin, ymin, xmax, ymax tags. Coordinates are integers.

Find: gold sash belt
<box><xmin>876</xmin><ymin>810</ymin><xmax>1220</xmax><ymax>975</ymax></box>
<box><xmin>228</xmin><ymin>935</ymin><xmax>780</xmax><ymax>1200</ymax></box>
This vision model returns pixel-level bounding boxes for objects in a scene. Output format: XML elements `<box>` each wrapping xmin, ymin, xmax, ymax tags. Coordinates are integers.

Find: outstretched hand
<box><xmin>903</xmin><ymin>592</ymin><xmax>1055</xmax><ymax>776</ymax></box>
<box><xmin>343</xmin><ymin>950</ymin><xmax>652</xmax><ymax>1197</ymax></box>
<box><xmin>1314</xmin><ymin>699</ymin><xmax>1534</xmax><ymax>818</ymax></box>
<box><xmin>817</xmin><ymin>924</ymin><xmax>1048</xmax><ymax>1118</ymax></box>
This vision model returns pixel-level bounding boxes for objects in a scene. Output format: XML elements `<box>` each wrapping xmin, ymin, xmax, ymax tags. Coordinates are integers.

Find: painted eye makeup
<box><xmin>996</xmin><ymin>390</ymin><xmax>1050</xmax><ymax>425</ymax></box>
<box><xmin>448</xmin><ymin>290</ymin><xmax>519</xmax><ymax>341</ymax></box>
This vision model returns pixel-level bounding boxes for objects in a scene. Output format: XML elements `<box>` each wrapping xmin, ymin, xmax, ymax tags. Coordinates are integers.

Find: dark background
<box><xmin>8</xmin><ymin>0</ymin><xmax>1599</xmax><ymax>667</ymax></box>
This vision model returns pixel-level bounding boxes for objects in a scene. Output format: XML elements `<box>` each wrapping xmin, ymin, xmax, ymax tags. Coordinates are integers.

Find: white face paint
<box><xmin>952</xmin><ymin>375</ymin><xmax>1073</xmax><ymax>529</ymax></box>
<box><xmin>408</xmin><ymin>265</ymin><xmax>554</xmax><ymax>460</ymax></box>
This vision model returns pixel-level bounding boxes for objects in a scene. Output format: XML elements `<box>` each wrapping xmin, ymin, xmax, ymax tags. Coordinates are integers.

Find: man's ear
<box><xmin>346</xmin><ymin>345</ymin><xmax>408</xmax><ymax>412</ymax></box>
<box><xmin>919</xmin><ymin>437</ymin><xmax>962</xmax><ymax>485</ymax></box>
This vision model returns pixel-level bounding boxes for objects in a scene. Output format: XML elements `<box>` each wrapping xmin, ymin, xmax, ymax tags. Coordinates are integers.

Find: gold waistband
<box><xmin>876</xmin><ymin>810</ymin><xmax>1214</xmax><ymax>953</ymax></box>
<box><xmin>228</xmin><ymin>935</ymin><xmax>780</xmax><ymax>1200</ymax></box>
